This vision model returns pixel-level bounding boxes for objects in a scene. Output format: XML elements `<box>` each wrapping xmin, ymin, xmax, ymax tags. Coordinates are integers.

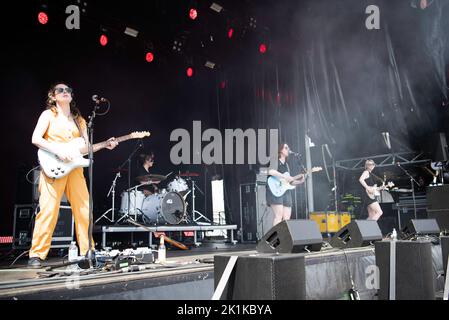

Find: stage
<box><xmin>0</xmin><ymin>242</ymin><xmax>445</xmax><ymax>300</ymax></box>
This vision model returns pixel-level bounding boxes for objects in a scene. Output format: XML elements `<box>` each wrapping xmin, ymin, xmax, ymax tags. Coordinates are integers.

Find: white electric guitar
<box><xmin>366</xmin><ymin>181</ymin><xmax>395</xmax><ymax>200</ymax></box>
<box><xmin>268</xmin><ymin>167</ymin><xmax>322</xmax><ymax>197</ymax></box>
<box><xmin>38</xmin><ymin>131</ymin><xmax>151</xmax><ymax>179</ymax></box>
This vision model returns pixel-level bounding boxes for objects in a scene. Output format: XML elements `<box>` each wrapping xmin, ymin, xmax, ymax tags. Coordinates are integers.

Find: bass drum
<box><xmin>141</xmin><ymin>192</ymin><xmax>186</xmax><ymax>225</ymax></box>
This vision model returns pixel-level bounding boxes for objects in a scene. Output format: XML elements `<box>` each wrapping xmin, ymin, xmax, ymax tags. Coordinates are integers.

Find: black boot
<box><xmin>27</xmin><ymin>257</ymin><xmax>43</xmax><ymax>268</ymax></box>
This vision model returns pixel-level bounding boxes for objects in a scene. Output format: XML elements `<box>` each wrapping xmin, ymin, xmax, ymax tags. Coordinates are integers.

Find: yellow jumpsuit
<box><xmin>29</xmin><ymin>109</ymin><xmax>93</xmax><ymax>259</ymax></box>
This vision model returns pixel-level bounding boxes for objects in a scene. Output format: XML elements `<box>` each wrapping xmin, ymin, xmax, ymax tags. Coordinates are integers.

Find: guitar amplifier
<box><xmin>239</xmin><ymin>183</ymin><xmax>273</xmax><ymax>243</ymax></box>
<box><xmin>13</xmin><ymin>204</ymin><xmax>74</xmax><ymax>249</ymax></box>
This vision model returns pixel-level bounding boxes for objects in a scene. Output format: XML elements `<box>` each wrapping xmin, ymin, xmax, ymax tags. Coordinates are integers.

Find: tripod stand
<box><xmin>95</xmin><ymin>171</ymin><xmax>121</xmax><ymax>223</ymax></box>
<box><xmin>116</xmin><ymin>139</ymin><xmax>143</xmax><ymax>224</ymax></box>
<box><xmin>397</xmin><ymin>163</ymin><xmax>419</xmax><ymax>219</ymax></box>
<box><xmin>187</xmin><ymin>178</ymin><xmax>211</xmax><ymax>224</ymax></box>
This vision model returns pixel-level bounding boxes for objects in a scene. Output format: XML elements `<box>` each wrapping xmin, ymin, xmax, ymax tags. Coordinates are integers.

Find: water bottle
<box><xmin>391</xmin><ymin>228</ymin><xmax>397</xmax><ymax>241</ymax></box>
<box><xmin>68</xmin><ymin>241</ymin><xmax>78</xmax><ymax>262</ymax></box>
<box><xmin>158</xmin><ymin>236</ymin><xmax>166</xmax><ymax>263</ymax></box>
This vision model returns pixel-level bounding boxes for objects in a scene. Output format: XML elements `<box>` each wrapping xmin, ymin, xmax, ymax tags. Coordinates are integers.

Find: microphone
<box><xmin>92</xmin><ymin>95</ymin><xmax>107</xmax><ymax>103</ymax></box>
<box><xmin>396</xmin><ymin>162</ymin><xmax>401</xmax><ymax>167</ymax></box>
<box><xmin>289</xmin><ymin>150</ymin><xmax>301</xmax><ymax>157</ymax></box>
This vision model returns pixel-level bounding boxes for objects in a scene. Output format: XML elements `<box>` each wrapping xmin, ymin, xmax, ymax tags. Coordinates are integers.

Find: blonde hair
<box><xmin>365</xmin><ymin>159</ymin><xmax>375</xmax><ymax>170</ymax></box>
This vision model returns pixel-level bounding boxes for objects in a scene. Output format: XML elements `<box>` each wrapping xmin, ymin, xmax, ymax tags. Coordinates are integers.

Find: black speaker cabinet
<box><xmin>214</xmin><ymin>254</ymin><xmax>306</xmax><ymax>300</ymax></box>
<box><xmin>13</xmin><ymin>204</ymin><xmax>74</xmax><ymax>249</ymax></box>
<box><xmin>441</xmin><ymin>236</ymin><xmax>449</xmax><ymax>277</ymax></box>
<box><xmin>401</xmin><ymin>219</ymin><xmax>440</xmax><ymax>238</ymax></box>
<box><xmin>330</xmin><ymin>220</ymin><xmax>382</xmax><ymax>249</ymax></box>
<box><xmin>375</xmin><ymin>240</ymin><xmax>435</xmax><ymax>300</ymax></box>
<box><xmin>427</xmin><ymin>185</ymin><xmax>449</xmax><ymax>231</ymax></box>
<box><xmin>256</xmin><ymin>220</ymin><xmax>322</xmax><ymax>253</ymax></box>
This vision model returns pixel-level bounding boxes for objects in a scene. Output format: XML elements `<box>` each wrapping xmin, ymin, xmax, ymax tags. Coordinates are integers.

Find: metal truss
<box><xmin>335</xmin><ymin>152</ymin><xmax>431</xmax><ymax>171</ymax></box>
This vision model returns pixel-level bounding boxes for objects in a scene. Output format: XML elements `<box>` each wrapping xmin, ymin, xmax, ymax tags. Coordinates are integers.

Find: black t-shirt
<box><xmin>134</xmin><ymin>166</ymin><xmax>153</xmax><ymax>192</ymax></box>
<box><xmin>277</xmin><ymin>159</ymin><xmax>290</xmax><ymax>176</ymax></box>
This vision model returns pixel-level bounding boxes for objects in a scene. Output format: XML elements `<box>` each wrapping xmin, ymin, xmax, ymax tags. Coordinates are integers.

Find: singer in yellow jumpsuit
<box><xmin>29</xmin><ymin>83</ymin><xmax>118</xmax><ymax>267</ymax></box>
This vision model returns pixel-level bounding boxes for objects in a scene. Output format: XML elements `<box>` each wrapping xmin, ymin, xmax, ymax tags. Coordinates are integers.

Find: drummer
<box><xmin>135</xmin><ymin>152</ymin><xmax>160</xmax><ymax>196</ymax></box>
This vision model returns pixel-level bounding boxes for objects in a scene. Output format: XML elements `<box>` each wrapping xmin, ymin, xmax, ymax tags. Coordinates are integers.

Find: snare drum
<box><xmin>141</xmin><ymin>192</ymin><xmax>186</xmax><ymax>224</ymax></box>
<box><xmin>167</xmin><ymin>177</ymin><xmax>189</xmax><ymax>194</ymax></box>
<box><xmin>119</xmin><ymin>190</ymin><xmax>145</xmax><ymax>215</ymax></box>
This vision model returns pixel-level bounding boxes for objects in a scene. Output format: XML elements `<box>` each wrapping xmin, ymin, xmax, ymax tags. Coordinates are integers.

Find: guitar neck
<box><xmin>93</xmin><ymin>134</ymin><xmax>135</xmax><ymax>152</ymax></box>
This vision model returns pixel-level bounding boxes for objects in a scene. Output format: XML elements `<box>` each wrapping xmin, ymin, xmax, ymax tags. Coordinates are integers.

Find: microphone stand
<box><xmin>292</xmin><ymin>153</ymin><xmax>306</xmax><ymax>219</ymax></box>
<box><xmin>397</xmin><ymin>163</ymin><xmax>419</xmax><ymax>219</ymax></box>
<box><xmin>86</xmin><ymin>102</ymin><xmax>100</xmax><ymax>269</ymax></box>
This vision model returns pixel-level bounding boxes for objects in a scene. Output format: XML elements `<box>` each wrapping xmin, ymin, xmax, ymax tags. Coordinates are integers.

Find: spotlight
<box><xmin>99</xmin><ymin>34</ymin><xmax>108</xmax><ymax>46</ymax></box>
<box><xmin>38</xmin><ymin>11</ymin><xmax>49</xmax><ymax>25</ymax></box>
<box><xmin>187</xmin><ymin>67</ymin><xmax>194</xmax><ymax>77</ymax></box>
<box><xmin>145</xmin><ymin>52</ymin><xmax>154</xmax><ymax>63</ymax></box>
<box><xmin>259</xmin><ymin>43</ymin><xmax>267</xmax><ymax>54</ymax></box>
<box><xmin>172</xmin><ymin>39</ymin><xmax>184</xmax><ymax>53</ymax></box>
<box><xmin>249</xmin><ymin>17</ymin><xmax>257</xmax><ymax>29</ymax></box>
<box><xmin>205</xmin><ymin>61</ymin><xmax>216</xmax><ymax>69</ymax></box>
<box><xmin>124</xmin><ymin>27</ymin><xmax>139</xmax><ymax>38</ymax></box>
<box><xmin>227</xmin><ymin>28</ymin><xmax>234</xmax><ymax>39</ymax></box>
<box><xmin>210</xmin><ymin>3</ymin><xmax>223</xmax><ymax>13</ymax></box>
<box><xmin>189</xmin><ymin>8</ymin><xmax>198</xmax><ymax>20</ymax></box>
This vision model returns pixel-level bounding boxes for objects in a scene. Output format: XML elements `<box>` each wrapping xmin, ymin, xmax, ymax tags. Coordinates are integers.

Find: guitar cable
<box><xmin>25</xmin><ymin>165</ymin><xmax>41</xmax><ymax>184</ymax></box>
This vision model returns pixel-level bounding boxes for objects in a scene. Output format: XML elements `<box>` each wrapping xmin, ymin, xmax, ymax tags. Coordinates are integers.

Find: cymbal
<box><xmin>179</xmin><ymin>172</ymin><xmax>200</xmax><ymax>177</ymax></box>
<box><xmin>136</xmin><ymin>174</ymin><xmax>167</xmax><ymax>183</ymax></box>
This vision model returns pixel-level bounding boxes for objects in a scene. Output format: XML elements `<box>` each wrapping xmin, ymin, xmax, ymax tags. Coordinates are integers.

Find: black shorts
<box><xmin>266</xmin><ymin>188</ymin><xmax>292</xmax><ymax>208</ymax></box>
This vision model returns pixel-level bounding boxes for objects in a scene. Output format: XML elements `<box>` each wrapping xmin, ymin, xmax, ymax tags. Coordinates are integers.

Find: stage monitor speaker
<box><xmin>441</xmin><ymin>236</ymin><xmax>449</xmax><ymax>278</ymax></box>
<box><xmin>256</xmin><ymin>220</ymin><xmax>322</xmax><ymax>253</ymax></box>
<box><xmin>214</xmin><ymin>254</ymin><xmax>307</xmax><ymax>300</ymax></box>
<box><xmin>401</xmin><ymin>219</ymin><xmax>440</xmax><ymax>239</ymax></box>
<box><xmin>375</xmin><ymin>240</ymin><xmax>435</xmax><ymax>300</ymax></box>
<box><xmin>329</xmin><ymin>220</ymin><xmax>382</xmax><ymax>249</ymax></box>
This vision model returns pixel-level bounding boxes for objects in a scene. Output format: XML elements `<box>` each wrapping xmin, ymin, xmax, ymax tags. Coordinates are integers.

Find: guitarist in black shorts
<box><xmin>267</xmin><ymin>143</ymin><xmax>305</xmax><ymax>227</ymax></box>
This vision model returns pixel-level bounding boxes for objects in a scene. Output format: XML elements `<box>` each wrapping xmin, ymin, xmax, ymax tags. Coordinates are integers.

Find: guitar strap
<box><xmin>73</xmin><ymin>116</ymin><xmax>88</xmax><ymax>147</ymax></box>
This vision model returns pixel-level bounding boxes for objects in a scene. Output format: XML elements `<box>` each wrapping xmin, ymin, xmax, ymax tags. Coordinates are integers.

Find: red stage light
<box><xmin>146</xmin><ymin>52</ymin><xmax>154</xmax><ymax>63</ymax></box>
<box><xmin>99</xmin><ymin>34</ymin><xmax>108</xmax><ymax>46</ymax></box>
<box><xmin>227</xmin><ymin>28</ymin><xmax>234</xmax><ymax>39</ymax></box>
<box><xmin>38</xmin><ymin>12</ymin><xmax>48</xmax><ymax>25</ymax></box>
<box><xmin>259</xmin><ymin>43</ymin><xmax>267</xmax><ymax>54</ymax></box>
<box><xmin>189</xmin><ymin>8</ymin><xmax>198</xmax><ymax>20</ymax></box>
<box><xmin>220</xmin><ymin>81</ymin><xmax>227</xmax><ymax>89</ymax></box>
<box><xmin>186</xmin><ymin>67</ymin><xmax>194</xmax><ymax>77</ymax></box>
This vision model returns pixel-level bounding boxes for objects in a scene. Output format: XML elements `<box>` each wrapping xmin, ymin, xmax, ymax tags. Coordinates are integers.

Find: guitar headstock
<box><xmin>130</xmin><ymin>131</ymin><xmax>151</xmax><ymax>139</ymax></box>
<box><xmin>311</xmin><ymin>166</ymin><xmax>323</xmax><ymax>173</ymax></box>
<box><xmin>386</xmin><ymin>181</ymin><xmax>395</xmax><ymax>188</ymax></box>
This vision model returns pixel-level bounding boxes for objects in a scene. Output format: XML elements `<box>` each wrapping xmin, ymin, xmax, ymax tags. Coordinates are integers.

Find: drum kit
<box><xmin>96</xmin><ymin>170</ymin><xmax>210</xmax><ymax>226</ymax></box>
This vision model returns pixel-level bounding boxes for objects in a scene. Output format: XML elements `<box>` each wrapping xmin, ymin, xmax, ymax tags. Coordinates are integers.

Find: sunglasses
<box><xmin>54</xmin><ymin>87</ymin><xmax>73</xmax><ymax>94</ymax></box>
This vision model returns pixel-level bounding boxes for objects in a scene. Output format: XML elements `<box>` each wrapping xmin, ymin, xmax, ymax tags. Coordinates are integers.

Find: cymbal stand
<box><xmin>95</xmin><ymin>172</ymin><xmax>121</xmax><ymax>223</ymax></box>
<box><xmin>190</xmin><ymin>179</ymin><xmax>211</xmax><ymax>224</ymax></box>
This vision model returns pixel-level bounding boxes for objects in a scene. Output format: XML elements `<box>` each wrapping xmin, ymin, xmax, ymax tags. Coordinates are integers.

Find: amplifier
<box><xmin>239</xmin><ymin>183</ymin><xmax>273</xmax><ymax>243</ymax></box>
<box><xmin>13</xmin><ymin>204</ymin><xmax>74</xmax><ymax>249</ymax></box>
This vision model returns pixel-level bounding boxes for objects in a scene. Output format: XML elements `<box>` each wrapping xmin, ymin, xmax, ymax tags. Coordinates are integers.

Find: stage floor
<box><xmin>0</xmin><ymin>243</ymin><xmax>256</xmax><ymax>300</ymax></box>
